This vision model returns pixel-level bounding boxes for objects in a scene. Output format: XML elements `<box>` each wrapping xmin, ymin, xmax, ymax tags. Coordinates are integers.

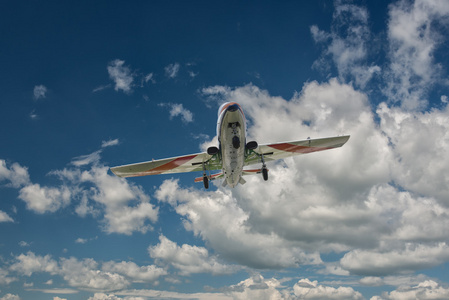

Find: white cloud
<box><xmin>311</xmin><ymin>0</ymin><xmax>449</xmax><ymax>110</ymax></box>
<box><xmin>378</xmin><ymin>280</ymin><xmax>449</xmax><ymax>300</ymax></box>
<box><xmin>227</xmin><ymin>274</ymin><xmax>284</xmax><ymax>300</ymax></box>
<box><xmin>18</xmin><ymin>241</ymin><xmax>30</xmax><ymax>247</ymax></box>
<box><xmin>101</xmin><ymin>201</ymin><xmax>157</xmax><ymax>235</ymax></box>
<box><xmin>164</xmin><ymin>63</ymin><xmax>180</xmax><ymax>79</ymax></box>
<box><xmin>71</xmin><ymin>150</ymin><xmax>102</xmax><ymax>167</ymax></box>
<box><xmin>8</xmin><ymin>252</ymin><xmax>164</xmax><ymax>292</ymax></box>
<box><xmin>340</xmin><ymin>243</ymin><xmax>449</xmax><ymax>276</ymax></box>
<box><xmin>0</xmin><ymin>160</ymin><xmax>31</xmax><ymax>188</ymax></box>
<box><xmin>88</xmin><ymin>294</ymin><xmax>122</xmax><ymax>300</ymax></box>
<box><xmin>102</xmin><ymin>261</ymin><xmax>167</xmax><ymax>283</ymax></box>
<box><xmin>193</xmin><ymin>79</ymin><xmax>449</xmax><ymax>279</ymax></box>
<box><xmin>93</xmin><ymin>84</ymin><xmax>112</xmax><ymax>93</ymax></box>
<box><xmin>115</xmin><ymin>289</ymin><xmax>232</xmax><ymax>300</ymax></box>
<box><xmin>311</xmin><ymin>2</ymin><xmax>380</xmax><ymax>88</ymax></box>
<box><xmin>3</xmin><ymin>143</ymin><xmax>156</xmax><ymax>234</ymax></box>
<box><xmin>33</xmin><ymin>85</ymin><xmax>47</xmax><ymax>100</ymax></box>
<box><xmin>293</xmin><ymin>278</ymin><xmax>363</xmax><ymax>300</ymax></box>
<box><xmin>101</xmin><ymin>139</ymin><xmax>119</xmax><ymax>148</ymax></box>
<box><xmin>155</xmin><ymin>179</ymin><xmax>322</xmax><ymax>269</ymax></box>
<box><xmin>75</xmin><ymin>238</ymin><xmax>88</xmax><ymax>244</ymax></box>
<box><xmin>159</xmin><ymin>103</ymin><xmax>194</xmax><ymax>123</ymax></box>
<box><xmin>18</xmin><ymin>184</ymin><xmax>71</xmax><ymax>214</ymax></box>
<box><xmin>0</xmin><ymin>294</ymin><xmax>21</xmax><ymax>300</ymax></box>
<box><xmin>384</xmin><ymin>0</ymin><xmax>449</xmax><ymax>110</ymax></box>
<box><xmin>148</xmin><ymin>235</ymin><xmax>236</xmax><ymax>275</ymax></box>
<box><xmin>29</xmin><ymin>110</ymin><xmax>38</xmax><ymax>120</ymax></box>
<box><xmin>10</xmin><ymin>252</ymin><xmax>59</xmax><ymax>277</ymax></box>
<box><xmin>55</xmin><ymin>160</ymin><xmax>158</xmax><ymax>235</ymax></box>
<box><xmin>144</xmin><ymin>72</ymin><xmax>155</xmax><ymax>84</ymax></box>
<box><xmin>226</xmin><ymin>275</ymin><xmax>364</xmax><ymax>300</ymax></box>
<box><xmin>377</xmin><ymin>103</ymin><xmax>449</xmax><ymax>202</ymax></box>
<box><xmin>59</xmin><ymin>257</ymin><xmax>129</xmax><ymax>291</ymax></box>
<box><xmin>0</xmin><ymin>267</ymin><xmax>17</xmax><ymax>285</ymax></box>
<box><xmin>107</xmin><ymin>59</ymin><xmax>134</xmax><ymax>93</ymax></box>
<box><xmin>0</xmin><ymin>210</ymin><xmax>13</xmax><ymax>223</ymax></box>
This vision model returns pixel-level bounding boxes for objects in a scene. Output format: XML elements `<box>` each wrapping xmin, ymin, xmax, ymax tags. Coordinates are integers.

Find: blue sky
<box><xmin>2</xmin><ymin>0</ymin><xmax>449</xmax><ymax>299</ymax></box>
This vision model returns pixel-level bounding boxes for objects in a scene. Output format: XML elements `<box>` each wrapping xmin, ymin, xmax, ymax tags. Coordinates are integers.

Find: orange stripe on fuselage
<box><xmin>219</xmin><ymin>102</ymin><xmax>245</xmax><ymax>119</ymax></box>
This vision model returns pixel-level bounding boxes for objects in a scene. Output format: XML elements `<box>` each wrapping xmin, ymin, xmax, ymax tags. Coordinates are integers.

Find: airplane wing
<box><xmin>244</xmin><ymin>135</ymin><xmax>350</xmax><ymax>166</ymax></box>
<box><xmin>110</xmin><ymin>152</ymin><xmax>222</xmax><ymax>178</ymax></box>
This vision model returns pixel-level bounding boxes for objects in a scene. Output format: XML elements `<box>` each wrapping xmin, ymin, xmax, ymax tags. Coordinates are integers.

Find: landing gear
<box><xmin>260</xmin><ymin>153</ymin><xmax>268</xmax><ymax>181</ymax></box>
<box><xmin>262</xmin><ymin>167</ymin><xmax>268</xmax><ymax>181</ymax></box>
<box><xmin>202</xmin><ymin>162</ymin><xmax>209</xmax><ymax>189</ymax></box>
<box><xmin>203</xmin><ymin>175</ymin><xmax>209</xmax><ymax>189</ymax></box>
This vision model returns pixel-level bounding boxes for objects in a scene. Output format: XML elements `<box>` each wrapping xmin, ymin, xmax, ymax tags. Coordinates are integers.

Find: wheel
<box><xmin>203</xmin><ymin>176</ymin><xmax>209</xmax><ymax>189</ymax></box>
<box><xmin>262</xmin><ymin>168</ymin><xmax>268</xmax><ymax>181</ymax></box>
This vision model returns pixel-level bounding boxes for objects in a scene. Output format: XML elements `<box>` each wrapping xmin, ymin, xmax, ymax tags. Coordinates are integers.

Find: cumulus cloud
<box><xmin>33</xmin><ymin>85</ymin><xmax>47</xmax><ymax>100</ymax></box>
<box><xmin>0</xmin><ymin>294</ymin><xmax>21</xmax><ymax>300</ymax></box>
<box><xmin>10</xmin><ymin>252</ymin><xmax>59</xmax><ymax>276</ymax></box>
<box><xmin>341</xmin><ymin>243</ymin><xmax>449</xmax><ymax>276</ymax></box>
<box><xmin>194</xmin><ymin>76</ymin><xmax>449</xmax><ymax>280</ymax></box>
<box><xmin>2</xmin><ymin>141</ymin><xmax>156</xmax><ymax>234</ymax></box>
<box><xmin>377</xmin><ymin>103</ymin><xmax>449</xmax><ymax>202</ymax></box>
<box><xmin>384</xmin><ymin>0</ymin><xmax>449</xmax><ymax>110</ymax></box>
<box><xmin>148</xmin><ymin>235</ymin><xmax>236</xmax><ymax>275</ymax></box>
<box><xmin>107</xmin><ymin>59</ymin><xmax>134</xmax><ymax>93</ymax></box>
<box><xmin>0</xmin><ymin>160</ymin><xmax>31</xmax><ymax>188</ymax></box>
<box><xmin>102</xmin><ymin>261</ymin><xmax>167</xmax><ymax>283</ymax></box>
<box><xmin>227</xmin><ymin>274</ymin><xmax>284</xmax><ymax>299</ymax></box>
<box><xmin>311</xmin><ymin>1</ymin><xmax>380</xmax><ymax>88</ymax></box>
<box><xmin>56</xmin><ymin>157</ymin><xmax>158</xmax><ymax>235</ymax></box>
<box><xmin>155</xmin><ymin>179</ymin><xmax>322</xmax><ymax>269</ymax></box>
<box><xmin>8</xmin><ymin>252</ymin><xmax>165</xmax><ymax>292</ymax></box>
<box><xmin>18</xmin><ymin>184</ymin><xmax>71</xmax><ymax>214</ymax></box>
<box><xmin>293</xmin><ymin>278</ymin><xmax>363</xmax><ymax>299</ymax></box>
<box><xmin>376</xmin><ymin>280</ymin><xmax>449</xmax><ymax>300</ymax></box>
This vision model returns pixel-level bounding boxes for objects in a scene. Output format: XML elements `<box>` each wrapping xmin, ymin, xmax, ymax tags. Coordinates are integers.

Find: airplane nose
<box><xmin>227</xmin><ymin>104</ymin><xmax>239</xmax><ymax>112</ymax></box>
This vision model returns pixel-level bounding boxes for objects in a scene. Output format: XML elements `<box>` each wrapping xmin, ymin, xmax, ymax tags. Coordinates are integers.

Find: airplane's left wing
<box><xmin>111</xmin><ymin>152</ymin><xmax>221</xmax><ymax>178</ymax></box>
<box><xmin>244</xmin><ymin>135</ymin><xmax>350</xmax><ymax>166</ymax></box>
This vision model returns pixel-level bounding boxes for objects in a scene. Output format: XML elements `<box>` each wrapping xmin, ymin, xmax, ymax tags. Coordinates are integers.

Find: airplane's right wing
<box><xmin>244</xmin><ymin>135</ymin><xmax>350</xmax><ymax>166</ymax></box>
<box><xmin>111</xmin><ymin>152</ymin><xmax>222</xmax><ymax>178</ymax></box>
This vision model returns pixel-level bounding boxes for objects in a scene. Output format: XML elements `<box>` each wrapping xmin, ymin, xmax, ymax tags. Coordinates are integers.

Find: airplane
<box><xmin>110</xmin><ymin>102</ymin><xmax>350</xmax><ymax>189</ymax></box>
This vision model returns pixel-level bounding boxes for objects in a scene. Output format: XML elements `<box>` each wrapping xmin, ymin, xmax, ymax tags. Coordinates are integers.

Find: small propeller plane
<box><xmin>110</xmin><ymin>102</ymin><xmax>350</xmax><ymax>189</ymax></box>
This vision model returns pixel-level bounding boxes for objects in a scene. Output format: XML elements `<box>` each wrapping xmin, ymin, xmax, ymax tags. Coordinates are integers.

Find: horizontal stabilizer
<box><xmin>242</xmin><ymin>169</ymin><xmax>265</xmax><ymax>175</ymax></box>
<box><xmin>194</xmin><ymin>172</ymin><xmax>223</xmax><ymax>183</ymax></box>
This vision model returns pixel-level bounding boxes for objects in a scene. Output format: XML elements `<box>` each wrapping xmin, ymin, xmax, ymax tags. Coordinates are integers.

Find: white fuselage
<box><xmin>217</xmin><ymin>102</ymin><xmax>246</xmax><ymax>187</ymax></box>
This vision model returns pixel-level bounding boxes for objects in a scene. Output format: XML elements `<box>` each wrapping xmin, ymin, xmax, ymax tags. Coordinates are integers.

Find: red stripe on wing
<box><xmin>148</xmin><ymin>154</ymin><xmax>198</xmax><ymax>175</ymax></box>
<box><xmin>123</xmin><ymin>155</ymin><xmax>199</xmax><ymax>177</ymax></box>
<box><xmin>269</xmin><ymin>143</ymin><xmax>332</xmax><ymax>154</ymax></box>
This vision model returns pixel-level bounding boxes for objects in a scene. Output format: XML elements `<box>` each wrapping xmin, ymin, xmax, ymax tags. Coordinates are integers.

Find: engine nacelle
<box><xmin>246</xmin><ymin>141</ymin><xmax>258</xmax><ymax>150</ymax></box>
<box><xmin>207</xmin><ymin>146</ymin><xmax>219</xmax><ymax>155</ymax></box>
